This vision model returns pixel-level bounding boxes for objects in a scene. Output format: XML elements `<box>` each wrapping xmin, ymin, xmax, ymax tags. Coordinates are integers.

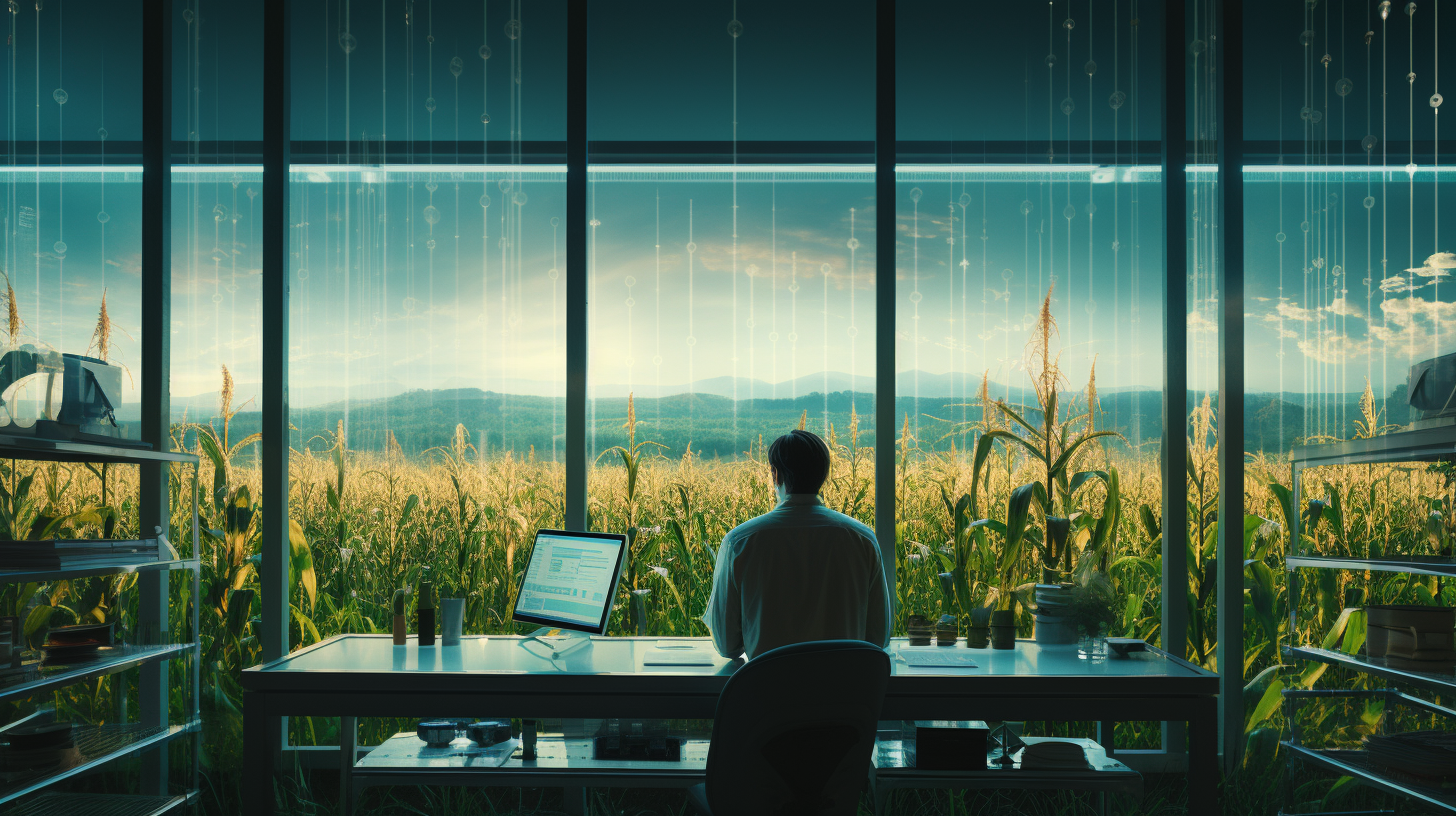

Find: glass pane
<box><xmin>587</xmin><ymin>167</ymin><xmax>877</xmax><ymax>634</ymax></box>
<box><xmin>174</xmin><ymin>1</ymin><xmax>264</xmax><ymax>143</ymax></box>
<box><xmin>588</xmin><ymin>1</ymin><xmax>874</xmax><ymax>146</ymax></box>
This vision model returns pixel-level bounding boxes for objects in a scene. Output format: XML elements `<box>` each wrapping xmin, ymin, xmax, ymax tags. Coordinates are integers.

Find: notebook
<box><xmin>643</xmin><ymin>646</ymin><xmax>720</xmax><ymax>667</ymax></box>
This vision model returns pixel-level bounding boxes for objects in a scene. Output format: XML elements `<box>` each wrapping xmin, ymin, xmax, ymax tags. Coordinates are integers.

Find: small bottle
<box><xmin>417</xmin><ymin>573</ymin><xmax>436</xmax><ymax>647</ymax></box>
<box><xmin>392</xmin><ymin>589</ymin><xmax>408</xmax><ymax>646</ymax></box>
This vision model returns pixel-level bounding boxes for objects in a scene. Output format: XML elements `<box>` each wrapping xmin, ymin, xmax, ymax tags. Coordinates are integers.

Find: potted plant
<box><xmin>983</xmin><ymin>483</ymin><xmax>1042</xmax><ymax>650</ymax></box>
<box><xmin>439</xmin><ymin>579</ymin><xmax>465</xmax><ymax>647</ymax></box>
<box><xmin>417</xmin><ymin>568</ymin><xmax>436</xmax><ymax>647</ymax></box>
<box><xmin>935</xmin><ymin>572</ymin><xmax>959</xmax><ymax>645</ymax></box>
<box><xmin>967</xmin><ymin>607</ymin><xmax>992</xmax><ymax>649</ymax></box>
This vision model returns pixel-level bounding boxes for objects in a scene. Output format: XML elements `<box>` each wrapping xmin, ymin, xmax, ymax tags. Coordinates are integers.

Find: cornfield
<box><xmin>4</xmin><ymin>300</ymin><xmax>1454</xmax><ymax>814</ymax></box>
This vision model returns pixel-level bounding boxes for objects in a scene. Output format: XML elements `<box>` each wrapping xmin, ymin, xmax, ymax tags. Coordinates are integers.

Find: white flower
<box><xmin>339</xmin><ymin>547</ymin><xmax>354</xmax><ymax>564</ymax></box>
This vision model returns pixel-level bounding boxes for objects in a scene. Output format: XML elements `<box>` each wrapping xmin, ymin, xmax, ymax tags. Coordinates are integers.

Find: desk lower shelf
<box><xmin>873</xmin><ymin>737</ymin><xmax>1142</xmax><ymax>796</ymax></box>
<box><xmin>1284</xmin><ymin>743</ymin><xmax>1456</xmax><ymax>813</ymax></box>
<box><xmin>2</xmin><ymin>792</ymin><xmax>189</xmax><ymax>816</ymax></box>
<box><xmin>354</xmin><ymin>734</ymin><xmax>708</xmax><ymax>789</ymax></box>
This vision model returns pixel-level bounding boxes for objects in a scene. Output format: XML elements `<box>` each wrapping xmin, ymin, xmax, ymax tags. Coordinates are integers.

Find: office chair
<box><xmin>687</xmin><ymin>639</ymin><xmax>891</xmax><ymax>816</ymax></box>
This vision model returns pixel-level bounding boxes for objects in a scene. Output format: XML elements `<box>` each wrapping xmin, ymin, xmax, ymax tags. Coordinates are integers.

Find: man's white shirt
<box><xmin>702</xmin><ymin>493</ymin><xmax>891</xmax><ymax>660</ymax></box>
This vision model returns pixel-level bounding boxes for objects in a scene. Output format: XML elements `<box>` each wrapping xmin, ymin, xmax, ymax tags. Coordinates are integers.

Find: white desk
<box><xmin>241</xmin><ymin>635</ymin><xmax>1218</xmax><ymax>815</ymax></box>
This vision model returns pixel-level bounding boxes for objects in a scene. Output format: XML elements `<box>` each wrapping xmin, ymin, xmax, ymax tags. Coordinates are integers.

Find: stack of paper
<box><xmin>1019</xmin><ymin>739</ymin><xmax>1090</xmax><ymax>770</ymax></box>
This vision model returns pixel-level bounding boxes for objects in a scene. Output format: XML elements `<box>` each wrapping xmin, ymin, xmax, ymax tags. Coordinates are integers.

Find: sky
<box><xmin>2</xmin><ymin>0</ymin><xmax>1454</xmax><ymax>446</ymax></box>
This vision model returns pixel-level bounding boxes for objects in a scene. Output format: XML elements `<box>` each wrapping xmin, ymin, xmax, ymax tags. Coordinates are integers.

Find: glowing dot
<box><xmin>52</xmin><ymin>241</ymin><xmax>66</xmax><ymax>255</ymax></box>
<box><xmin>788</xmin><ymin>333</ymin><xmax>798</xmax><ymax>342</ymax></box>
<box><xmin>1406</xmin><ymin>162</ymin><xmax>1418</xmax><ymax>176</ymax></box>
<box><xmin>1085</xmin><ymin>202</ymin><xmax>1097</xmax><ymax>216</ymax></box>
<box><xmin>513</xmin><ymin>191</ymin><xmax>527</xmax><ymax>206</ymax></box>
<box><xmin>909</xmin><ymin>291</ymin><xmax>923</xmax><ymax>303</ymax></box>
<box><xmin>788</xmin><ymin>283</ymin><xmax>800</xmax><ymax>293</ymax></box>
<box><xmin>1321</xmin><ymin>53</ymin><xmax>1333</xmax><ymax>66</ymax></box>
<box><xmin>211</xmin><ymin>292</ymin><xmax>223</xmax><ymax>304</ymax></box>
<box><xmin>1276</xmin><ymin>232</ymin><xmax>1286</xmax><ymax>242</ymax></box>
<box><xmin>1332</xmin><ymin>265</ymin><xmax>1343</xmax><ymax>276</ymax></box>
<box><xmin>449</xmin><ymin>56</ymin><xmax>464</xmax><ymax>77</ymax></box>
<box><xmin>213</xmin><ymin>204</ymin><xmax>228</xmax><ymax>222</ymax></box>
<box><xmin>590</xmin><ymin>219</ymin><xmax>601</xmax><ymax>227</ymax></box>
<box><xmin>427</xmin><ymin>34</ymin><xmax>434</xmax><ymax>44</ymax></box>
<box><xmin>1409</xmin><ymin>72</ymin><xmax>1418</xmax><ymax>85</ymax></box>
<box><xmin>96</xmin><ymin>211</ymin><xmax>109</xmax><ymax>223</ymax></box>
<box><xmin>1189</xmin><ymin>39</ymin><xmax>1206</xmax><ymax>55</ymax></box>
<box><xmin>909</xmin><ymin>187</ymin><xmax>922</xmax><ymax>203</ymax></box>
<box><xmin>1045</xmin><ymin>53</ymin><xmax>1057</xmax><ymax>67</ymax></box>
<box><xmin>1310</xmin><ymin>110</ymin><xmax>1323</xmax><ymax>124</ymax></box>
<box><xmin>1002</xmin><ymin>268</ymin><xmax>1014</xmax><ymax>281</ymax></box>
<box><xmin>1299</xmin><ymin>106</ymin><xmax>1313</xmax><ymax>120</ymax></box>
<box><xmin>1109</xmin><ymin>90</ymin><xmax>1126</xmax><ymax>110</ymax></box>
<box><xmin>652</xmin><ymin>356</ymin><xmax>663</xmax><ymax>365</ymax></box>
<box><xmin>1063</xmin><ymin>204</ymin><xmax>1076</xmax><ymax>219</ymax></box>
<box><xmin>1111</xmin><ymin>240</ymin><xmax>1121</xmax><ymax>250</ymax></box>
<box><xmin>1060</xmin><ymin>97</ymin><xmax>1075</xmax><ymax>115</ymax></box>
<box><xmin>821</xmin><ymin>263</ymin><xmax>832</xmax><ymax>275</ymax></box>
<box><xmin>1085</xmin><ymin>300</ymin><xmax>1098</xmax><ymax>315</ymax></box>
<box><xmin>847</xmin><ymin>237</ymin><xmax>860</xmax><ymax>250</ymax></box>
<box><xmin>769</xmin><ymin>332</ymin><xmax>780</xmax><ymax>342</ymax></box>
<box><xmin>1433</xmin><ymin>93</ymin><xmax>1445</xmax><ymax>108</ymax></box>
<box><xmin>424</xmin><ymin>239</ymin><xmax>437</xmax><ymax>251</ymax></box>
<box><xmin>425</xmin><ymin>181</ymin><xmax>438</xmax><ymax>193</ymax></box>
<box><xmin>624</xmin><ymin>357</ymin><xmax>635</xmax><ymax>367</ymax></box>
<box><xmin>1363</xmin><ymin>196</ymin><xmax>1376</xmax><ymax>209</ymax></box>
<box><xmin>1407</xmin><ymin>2</ymin><xmax>1417</xmax><ymax>15</ymax></box>
<box><xmin>746</xmin><ymin>318</ymin><xmax>754</xmax><ymax>328</ymax></box>
<box><xmin>551</xmin><ymin>217</ymin><xmax>560</xmax><ymax>227</ymax></box>
<box><xmin>1336</xmin><ymin>78</ymin><xmax>1354</xmax><ymax>96</ymax></box>
<box><xmin>297</xmin><ymin>269</ymin><xmax>309</xmax><ymax>281</ymax></box>
<box><xmin>425</xmin><ymin>97</ymin><xmax>436</xmax><ymax>113</ymax></box>
<box><xmin>1084</xmin><ymin>60</ymin><xmax>1097</xmax><ymax>76</ymax></box>
<box><xmin>1379</xmin><ymin>1</ymin><xmax>1391</xmax><ymax>19</ymax></box>
<box><xmin>9</xmin><ymin>2</ymin><xmax>18</xmax><ymax>13</ymax></box>
<box><xmin>498</xmin><ymin>179</ymin><xmax>512</xmax><ymax>193</ymax></box>
<box><xmin>686</xmin><ymin>242</ymin><xmax>697</xmax><ymax>253</ymax></box>
<box><xmin>52</xmin><ymin>88</ymin><xmax>66</xmax><ymax>105</ymax></box>
<box><xmin>182</xmin><ymin>8</ymin><xmax>193</xmax><ymax>22</ymax></box>
<box><xmin>1020</xmin><ymin>200</ymin><xmax>1033</xmax><ymax>215</ymax></box>
<box><xmin>403</xmin><ymin>297</ymin><xmax>417</xmax><ymax>312</ymax></box>
<box><xmin>479</xmin><ymin>194</ymin><xmax>491</xmax><ymax>208</ymax></box>
<box><xmin>626</xmin><ymin>298</ymin><xmax>636</xmax><ymax>308</ymax></box>
<box><xmin>848</xmin><ymin>326</ymin><xmax>858</xmax><ymax>337</ymax></box>
<box><xmin>547</xmin><ymin>268</ymin><xmax>558</xmax><ymax>280</ymax></box>
<box><xmin>1299</xmin><ymin>29</ymin><xmax>1315</xmax><ymax>46</ymax></box>
<box><xmin>246</xmin><ymin>188</ymin><xmax>257</xmax><ymax>199</ymax></box>
<box><xmin>479</xmin><ymin>44</ymin><xmax>492</xmax><ymax>59</ymax></box>
<box><xmin>685</xmin><ymin>336</ymin><xmax>697</xmax><ymax>346</ymax></box>
<box><xmin>424</xmin><ymin>205</ymin><xmax>441</xmax><ymax>225</ymax></box>
<box><xmin>97</xmin><ymin>127</ymin><xmax>107</xmax><ymax>140</ymax></box>
<box><xmin>1063</xmin><ymin>17</ymin><xmax>1075</xmax><ymax>29</ymax></box>
<box><xmin>505</xmin><ymin>18</ymin><xmax>520</xmax><ymax>39</ymax></box>
<box><xmin>727</xmin><ymin>19</ymin><xmax>743</xmax><ymax>37</ymax></box>
<box><xmin>480</xmin><ymin>113</ymin><xmax>491</xmax><ymax>124</ymax></box>
<box><xmin>339</xmin><ymin>32</ymin><xmax>357</xmax><ymax>54</ymax></box>
<box><xmin>1361</xmin><ymin>134</ymin><xmax>1378</xmax><ymax>151</ymax></box>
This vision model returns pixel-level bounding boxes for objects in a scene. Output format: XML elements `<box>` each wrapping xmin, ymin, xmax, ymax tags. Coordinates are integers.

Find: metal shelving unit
<box><xmin>1283</xmin><ymin>427</ymin><xmax>1456</xmax><ymax>812</ymax></box>
<box><xmin>0</xmin><ymin>438</ymin><xmax>201</xmax><ymax>815</ymax></box>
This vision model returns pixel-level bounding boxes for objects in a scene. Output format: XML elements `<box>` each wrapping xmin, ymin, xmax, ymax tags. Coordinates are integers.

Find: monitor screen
<box><xmin>511</xmin><ymin>529</ymin><xmax>629</xmax><ymax>635</ymax></box>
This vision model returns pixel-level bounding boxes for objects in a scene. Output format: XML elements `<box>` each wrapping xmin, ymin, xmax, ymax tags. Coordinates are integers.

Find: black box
<box><xmin>903</xmin><ymin>720</ymin><xmax>989</xmax><ymax>770</ymax></box>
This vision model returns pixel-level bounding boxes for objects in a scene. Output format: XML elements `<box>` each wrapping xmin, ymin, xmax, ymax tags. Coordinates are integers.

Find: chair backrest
<box><xmin>703</xmin><ymin>639</ymin><xmax>890</xmax><ymax>816</ymax></box>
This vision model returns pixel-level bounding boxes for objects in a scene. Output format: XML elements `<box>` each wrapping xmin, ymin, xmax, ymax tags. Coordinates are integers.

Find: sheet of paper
<box><xmin>643</xmin><ymin>646</ymin><xmax>720</xmax><ymax>666</ymax></box>
<box><xmin>897</xmin><ymin>649</ymin><xmax>979</xmax><ymax>668</ymax></box>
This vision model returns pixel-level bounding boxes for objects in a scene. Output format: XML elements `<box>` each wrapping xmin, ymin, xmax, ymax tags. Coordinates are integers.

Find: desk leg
<box><xmin>243</xmin><ymin>691</ymin><xmax>275</xmax><ymax>816</ymax></box>
<box><xmin>339</xmin><ymin>716</ymin><xmax>357</xmax><ymax>816</ymax></box>
<box><xmin>563</xmin><ymin>785</ymin><xmax>588</xmax><ymax>816</ymax></box>
<box><xmin>1188</xmin><ymin>696</ymin><xmax>1220</xmax><ymax>816</ymax></box>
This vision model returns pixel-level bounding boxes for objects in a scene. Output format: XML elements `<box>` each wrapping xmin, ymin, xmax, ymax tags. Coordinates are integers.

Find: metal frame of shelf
<box><xmin>0</xmin><ymin>437</ymin><xmax>201</xmax><ymax>814</ymax></box>
<box><xmin>1285</xmin><ymin>426</ymin><xmax>1456</xmax><ymax>813</ymax></box>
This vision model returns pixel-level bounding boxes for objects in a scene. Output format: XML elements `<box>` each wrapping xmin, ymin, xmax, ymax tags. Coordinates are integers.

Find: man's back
<box><xmin>703</xmin><ymin>494</ymin><xmax>891</xmax><ymax>660</ymax></box>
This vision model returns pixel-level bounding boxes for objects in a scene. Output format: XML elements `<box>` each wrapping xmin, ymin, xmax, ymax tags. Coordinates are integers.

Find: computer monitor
<box><xmin>512</xmin><ymin>528</ymin><xmax>629</xmax><ymax>635</ymax></box>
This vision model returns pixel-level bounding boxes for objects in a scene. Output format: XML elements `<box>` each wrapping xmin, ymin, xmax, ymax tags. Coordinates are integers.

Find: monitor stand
<box><xmin>521</xmin><ymin>627</ymin><xmax>593</xmax><ymax>658</ymax></box>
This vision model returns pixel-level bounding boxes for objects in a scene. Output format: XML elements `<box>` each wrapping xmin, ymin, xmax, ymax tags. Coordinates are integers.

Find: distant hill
<box><xmin>211</xmin><ymin>381</ymin><xmax>1400</xmax><ymax>462</ymax></box>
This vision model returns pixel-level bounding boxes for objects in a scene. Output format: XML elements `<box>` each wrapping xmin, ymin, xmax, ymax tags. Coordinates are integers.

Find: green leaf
<box><xmin>1246</xmin><ymin>678</ymin><xmax>1285</xmax><ymax>733</ymax></box>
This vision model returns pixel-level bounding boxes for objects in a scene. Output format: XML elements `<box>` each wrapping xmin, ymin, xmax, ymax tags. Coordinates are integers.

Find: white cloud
<box><xmin>1276</xmin><ymin>301</ymin><xmax>1318</xmax><ymax>322</ymax></box>
<box><xmin>1324</xmin><ymin>297</ymin><xmax>1363</xmax><ymax>319</ymax></box>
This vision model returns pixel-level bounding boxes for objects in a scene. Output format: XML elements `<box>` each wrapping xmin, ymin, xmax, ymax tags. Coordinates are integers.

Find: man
<box><xmin>702</xmin><ymin>429</ymin><xmax>891</xmax><ymax>660</ymax></box>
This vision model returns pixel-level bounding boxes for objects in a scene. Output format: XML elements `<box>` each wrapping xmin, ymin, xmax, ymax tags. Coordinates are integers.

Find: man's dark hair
<box><xmin>768</xmin><ymin>430</ymin><xmax>832</xmax><ymax>494</ymax></box>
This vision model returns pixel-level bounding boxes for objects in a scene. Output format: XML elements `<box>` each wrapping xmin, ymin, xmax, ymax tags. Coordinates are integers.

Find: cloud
<box><xmin>1297</xmin><ymin>331</ymin><xmax>1370</xmax><ymax>365</ymax></box>
<box><xmin>1380</xmin><ymin>276</ymin><xmax>1411</xmax><ymax>293</ymax></box>
<box><xmin>1188</xmin><ymin>310</ymin><xmax>1216</xmax><ymax>334</ymax></box>
<box><xmin>1324</xmin><ymin>297</ymin><xmax>1363</xmax><ymax>319</ymax></box>
<box><xmin>1276</xmin><ymin>301</ymin><xmax>1318</xmax><ymax>322</ymax></box>
<box><xmin>1406</xmin><ymin>251</ymin><xmax>1456</xmax><ymax>275</ymax></box>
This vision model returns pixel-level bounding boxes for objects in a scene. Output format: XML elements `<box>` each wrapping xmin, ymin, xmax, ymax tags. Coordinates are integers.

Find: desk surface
<box><xmin>243</xmin><ymin>635</ymin><xmax>1215</xmax><ymax>698</ymax></box>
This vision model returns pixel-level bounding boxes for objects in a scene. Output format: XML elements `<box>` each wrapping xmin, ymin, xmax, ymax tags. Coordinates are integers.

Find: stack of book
<box><xmin>0</xmin><ymin>539</ymin><xmax>158</xmax><ymax>572</ymax></box>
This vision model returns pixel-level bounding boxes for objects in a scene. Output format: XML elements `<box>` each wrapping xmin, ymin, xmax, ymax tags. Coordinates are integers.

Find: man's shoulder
<box><xmin>725</xmin><ymin>504</ymin><xmax>877</xmax><ymax>547</ymax></box>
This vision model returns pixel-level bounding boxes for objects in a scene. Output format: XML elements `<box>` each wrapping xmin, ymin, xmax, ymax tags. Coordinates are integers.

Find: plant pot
<box><xmin>1034</xmin><ymin>613</ymin><xmax>1078</xmax><ymax>645</ymax></box>
<box><xmin>990</xmin><ymin>610</ymin><xmax>1016</xmax><ymax>650</ymax></box>
<box><xmin>935</xmin><ymin>614</ymin><xmax>959</xmax><ymax>646</ymax></box>
<box><xmin>418</xmin><ymin>607</ymin><xmax>436</xmax><ymax>647</ymax></box>
<box><xmin>440</xmin><ymin>598</ymin><xmax>465</xmax><ymax>646</ymax></box>
<box><xmin>966</xmin><ymin>625</ymin><xmax>990</xmax><ymax>649</ymax></box>
<box><xmin>392</xmin><ymin>615</ymin><xmax>407</xmax><ymax>646</ymax></box>
<box><xmin>906</xmin><ymin>614</ymin><xmax>933</xmax><ymax>646</ymax></box>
